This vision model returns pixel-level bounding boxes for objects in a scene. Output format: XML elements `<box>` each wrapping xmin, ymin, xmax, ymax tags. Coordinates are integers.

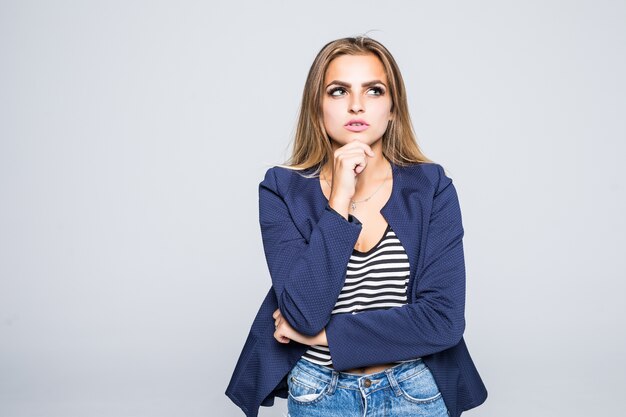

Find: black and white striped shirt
<box><xmin>301</xmin><ymin>223</ymin><xmax>421</xmax><ymax>368</ymax></box>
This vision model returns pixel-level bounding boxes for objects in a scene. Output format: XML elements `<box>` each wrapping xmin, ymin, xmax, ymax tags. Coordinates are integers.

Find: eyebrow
<box><xmin>326</xmin><ymin>80</ymin><xmax>387</xmax><ymax>89</ymax></box>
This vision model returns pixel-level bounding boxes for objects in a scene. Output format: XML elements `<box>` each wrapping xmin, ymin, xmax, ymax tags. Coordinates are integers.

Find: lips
<box><xmin>344</xmin><ymin>119</ymin><xmax>369</xmax><ymax>132</ymax></box>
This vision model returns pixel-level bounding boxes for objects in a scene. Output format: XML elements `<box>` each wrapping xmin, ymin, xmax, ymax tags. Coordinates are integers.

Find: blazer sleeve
<box><xmin>324</xmin><ymin>165</ymin><xmax>467</xmax><ymax>371</ymax></box>
<box><xmin>259</xmin><ymin>167</ymin><xmax>363</xmax><ymax>336</ymax></box>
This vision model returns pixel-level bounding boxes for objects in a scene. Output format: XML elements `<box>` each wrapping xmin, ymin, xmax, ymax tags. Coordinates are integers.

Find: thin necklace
<box><xmin>322</xmin><ymin>162</ymin><xmax>392</xmax><ymax>212</ymax></box>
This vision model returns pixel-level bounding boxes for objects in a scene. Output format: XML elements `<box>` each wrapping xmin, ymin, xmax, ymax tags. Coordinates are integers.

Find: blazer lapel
<box><xmin>380</xmin><ymin>162</ymin><xmax>423</xmax><ymax>300</ymax></box>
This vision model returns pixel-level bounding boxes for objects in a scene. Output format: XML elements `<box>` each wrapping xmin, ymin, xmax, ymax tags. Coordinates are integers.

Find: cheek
<box><xmin>322</xmin><ymin>102</ymin><xmax>343</xmax><ymax>127</ymax></box>
<box><xmin>372</xmin><ymin>99</ymin><xmax>393</xmax><ymax>119</ymax></box>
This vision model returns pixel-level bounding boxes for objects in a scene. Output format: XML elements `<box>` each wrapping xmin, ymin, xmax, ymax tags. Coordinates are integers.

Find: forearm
<box><xmin>263</xmin><ymin>203</ymin><xmax>362</xmax><ymax>337</ymax></box>
<box><xmin>325</xmin><ymin>298</ymin><xmax>465</xmax><ymax>370</ymax></box>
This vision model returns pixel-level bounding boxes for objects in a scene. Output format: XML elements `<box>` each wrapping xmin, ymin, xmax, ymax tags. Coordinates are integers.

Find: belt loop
<box><xmin>385</xmin><ymin>368</ymin><xmax>402</xmax><ymax>397</ymax></box>
<box><xmin>327</xmin><ymin>370</ymin><xmax>339</xmax><ymax>395</ymax></box>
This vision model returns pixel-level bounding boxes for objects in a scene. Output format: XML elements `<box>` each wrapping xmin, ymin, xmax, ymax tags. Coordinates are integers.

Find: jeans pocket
<box><xmin>396</xmin><ymin>363</ymin><xmax>442</xmax><ymax>404</ymax></box>
<box><xmin>287</xmin><ymin>366</ymin><xmax>331</xmax><ymax>405</ymax></box>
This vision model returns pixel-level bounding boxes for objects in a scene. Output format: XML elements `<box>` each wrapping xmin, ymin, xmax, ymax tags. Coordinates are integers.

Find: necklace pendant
<box><xmin>351</xmin><ymin>202</ymin><xmax>357</xmax><ymax>211</ymax></box>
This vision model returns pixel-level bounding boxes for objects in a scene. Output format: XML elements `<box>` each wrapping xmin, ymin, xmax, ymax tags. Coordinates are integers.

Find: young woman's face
<box><xmin>322</xmin><ymin>53</ymin><xmax>393</xmax><ymax>147</ymax></box>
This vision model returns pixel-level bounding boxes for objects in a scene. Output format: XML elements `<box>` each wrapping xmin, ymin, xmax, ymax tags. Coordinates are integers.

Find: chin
<box><xmin>352</xmin><ymin>135</ymin><xmax>383</xmax><ymax>145</ymax></box>
<box><xmin>328</xmin><ymin>132</ymin><xmax>385</xmax><ymax>147</ymax></box>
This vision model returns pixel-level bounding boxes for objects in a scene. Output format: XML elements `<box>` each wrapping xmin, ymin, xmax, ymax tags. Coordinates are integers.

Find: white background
<box><xmin>1</xmin><ymin>1</ymin><xmax>625</xmax><ymax>416</ymax></box>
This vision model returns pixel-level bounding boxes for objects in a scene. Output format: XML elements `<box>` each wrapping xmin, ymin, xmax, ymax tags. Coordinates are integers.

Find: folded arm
<box><xmin>325</xmin><ymin>165</ymin><xmax>467</xmax><ymax>370</ymax></box>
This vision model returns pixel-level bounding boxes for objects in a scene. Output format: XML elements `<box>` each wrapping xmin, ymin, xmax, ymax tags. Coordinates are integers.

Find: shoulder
<box><xmin>259</xmin><ymin>165</ymin><xmax>300</xmax><ymax>196</ymax></box>
<box><xmin>400</xmin><ymin>162</ymin><xmax>453</xmax><ymax>196</ymax></box>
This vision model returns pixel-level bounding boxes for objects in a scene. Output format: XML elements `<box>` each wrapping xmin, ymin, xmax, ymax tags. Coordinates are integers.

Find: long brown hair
<box><xmin>277</xmin><ymin>35</ymin><xmax>433</xmax><ymax>177</ymax></box>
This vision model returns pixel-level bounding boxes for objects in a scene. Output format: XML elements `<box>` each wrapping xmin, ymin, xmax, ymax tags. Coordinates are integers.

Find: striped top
<box><xmin>301</xmin><ymin>223</ymin><xmax>420</xmax><ymax>368</ymax></box>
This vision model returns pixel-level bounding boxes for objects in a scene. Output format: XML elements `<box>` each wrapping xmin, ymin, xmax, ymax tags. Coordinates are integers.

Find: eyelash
<box><xmin>327</xmin><ymin>86</ymin><xmax>385</xmax><ymax>97</ymax></box>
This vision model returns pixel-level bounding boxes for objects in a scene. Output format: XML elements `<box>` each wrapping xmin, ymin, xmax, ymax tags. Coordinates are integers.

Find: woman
<box><xmin>225</xmin><ymin>36</ymin><xmax>488</xmax><ymax>417</ymax></box>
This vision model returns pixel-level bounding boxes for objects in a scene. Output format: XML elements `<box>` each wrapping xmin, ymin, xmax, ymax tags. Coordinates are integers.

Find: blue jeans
<box><xmin>287</xmin><ymin>357</ymin><xmax>451</xmax><ymax>417</ymax></box>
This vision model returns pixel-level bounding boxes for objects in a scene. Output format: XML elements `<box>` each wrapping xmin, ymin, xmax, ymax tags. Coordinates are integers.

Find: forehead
<box><xmin>324</xmin><ymin>53</ymin><xmax>387</xmax><ymax>83</ymax></box>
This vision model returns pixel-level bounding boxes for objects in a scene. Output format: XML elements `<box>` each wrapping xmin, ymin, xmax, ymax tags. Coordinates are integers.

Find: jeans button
<box><xmin>363</xmin><ymin>378</ymin><xmax>372</xmax><ymax>387</ymax></box>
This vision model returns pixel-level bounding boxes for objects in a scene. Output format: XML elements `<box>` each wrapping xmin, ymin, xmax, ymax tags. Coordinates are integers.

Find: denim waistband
<box><xmin>292</xmin><ymin>357</ymin><xmax>428</xmax><ymax>394</ymax></box>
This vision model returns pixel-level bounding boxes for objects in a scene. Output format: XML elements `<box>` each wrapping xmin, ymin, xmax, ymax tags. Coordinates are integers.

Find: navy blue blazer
<box><xmin>225</xmin><ymin>161</ymin><xmax>487</xmax><ymax>417</ymax></box>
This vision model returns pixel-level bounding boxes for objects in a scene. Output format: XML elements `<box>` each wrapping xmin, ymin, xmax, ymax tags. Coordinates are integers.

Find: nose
<box><xmin>349</xmin><ymin>94</ymin><xmax>364</xmax><ymax>114</ymax></box>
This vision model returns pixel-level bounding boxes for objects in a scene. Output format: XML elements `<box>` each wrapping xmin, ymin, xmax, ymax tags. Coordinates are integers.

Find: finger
<box><xmin>341</xmin><ymin>139</ymin><xmax>374</xmax><ymax>157</ymax></box>
<box><xmin>337</xmin><ymin>151</ymin><xmax>370</xmax><ymax>170</ymax></box>
<box><xmin>336</xmin><ymin>147</ymin><xmax>373</xmax><ymax>162</ymax></box>
<box><xmin>350</xmin><ymin>139</ymin><xmax>375</xmax><ymax>157</ymax></box>
<box><xmin>273</xmin><ymin>328</ymin><xmax>290</xmax><ymax>344</ymax></box>
<box><xmin>341</xmin><ymin>154</ymin><xmax>367</xmax><ymax>175</ymax></box>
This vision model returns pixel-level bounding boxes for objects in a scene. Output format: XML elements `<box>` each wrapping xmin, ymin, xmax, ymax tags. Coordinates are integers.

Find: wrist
<box><xmin>328</xmin><ymin>195</ymin><xmax>351</xmax><ymax>220</ymax></box>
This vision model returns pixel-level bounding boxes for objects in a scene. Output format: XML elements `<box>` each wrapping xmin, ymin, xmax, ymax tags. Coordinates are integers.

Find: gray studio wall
<box><xmin>1</xmin><ymin>1</ymin><xmax>625</xmax><ymax>416</ymax></box>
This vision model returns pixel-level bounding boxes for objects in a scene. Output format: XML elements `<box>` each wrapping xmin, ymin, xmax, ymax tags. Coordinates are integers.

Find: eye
<box><xmin>328</xmin><ymin>87</ymin><xmax>347</xmax><ymax>97</ymax></box>
<box><xmin>367</xmin><ymin>86</ymin><xmax>385</xmax><ymax>96</ymax></box>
